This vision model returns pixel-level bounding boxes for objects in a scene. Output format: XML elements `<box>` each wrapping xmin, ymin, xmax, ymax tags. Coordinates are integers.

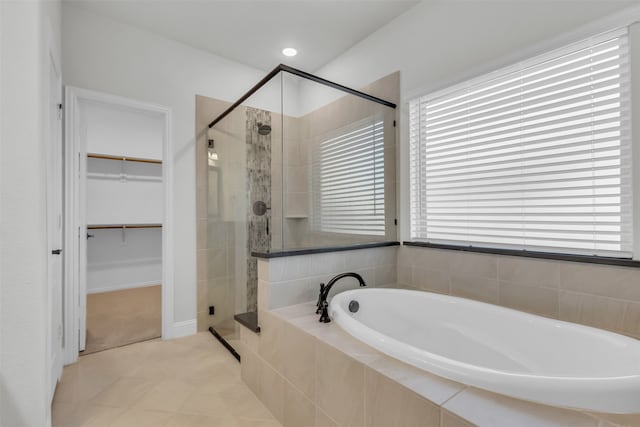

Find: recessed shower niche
<box><xmin>195</xmin><ymin>67</ymin><xmax>399</xmax><ymax>346</ymax></box>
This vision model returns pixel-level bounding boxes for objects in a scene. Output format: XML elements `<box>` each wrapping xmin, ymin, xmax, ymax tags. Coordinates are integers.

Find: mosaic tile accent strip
<box><xmin>246</xmin><ymin>108</ymin><xmax>272</xmax><ymax>312</ymax></box>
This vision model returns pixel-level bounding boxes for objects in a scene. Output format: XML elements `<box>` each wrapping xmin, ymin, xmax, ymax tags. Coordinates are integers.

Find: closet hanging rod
<box><xmin>87</xmin><ymin>153</ymin><xmax>162</xmax><ymax>164</ymax></box>
<box><xmin>87</xmin><ymin>224</ymin><xmax>162</xmax><ymax>230</ymax></box>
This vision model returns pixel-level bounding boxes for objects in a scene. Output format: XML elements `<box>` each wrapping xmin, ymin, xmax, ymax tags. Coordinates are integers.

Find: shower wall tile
<box><xmin>207</xmin><ymin>248</ymin><xmax>227</xmax><ymax>279</ymax></box>
<box><xmin>286</xmin><ymin>166</ymin><xmax>308</xmax><ymax>193</ymax></box>
<box><xmin>285</xmin><ymin>192</ymin><xmax>308</xmax><ymax>218</ymax></box>
<box><xmin>196</xmin><ymin>249</ymin><xmax>208</xmax><ymax>284</ymax></box>
<box><xmin>207</xmin><ymin>221</ymin><xmax>227</xmax><ymax>250</ymax></box>
<box><xmin>196</xmin><ymin>311</ymin><xmax>209</xmax><ymax>332</ymax></box>
<box><xmin>282</xmin><ymin>72</ymin><xmax>398</xmax><ymax>250</ymax></box>
<box><xmin>196</xmin><ymin>219</ymin><xmax>207</xmax><ymax>251</ymax></box>
<box><xmin>196</xmin><ymin>95</ymin><xmax>249</xmax><ymax>332</ymax></box>
<box><xmin>197</xmin><ymin>279</ymin><xmax>208</xmax><ymax>313</ymax></box>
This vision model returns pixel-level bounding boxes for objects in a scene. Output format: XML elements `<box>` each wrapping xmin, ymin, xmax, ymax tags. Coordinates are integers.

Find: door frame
<box><xmin>63</xmin><ymin>87</ymin><xmax>173</xmax><ymax>364</ymax></box>
<box><xmin>46</xmin><ymin>27</ymin><xmax>64</xmax><ymax>400</ymax></box>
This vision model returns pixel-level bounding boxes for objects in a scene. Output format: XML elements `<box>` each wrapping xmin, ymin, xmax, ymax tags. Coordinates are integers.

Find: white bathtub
<box><xmin>329</xmin><ymin>288</ymin><xmax>640</xmax><ymax>414</ymax></box>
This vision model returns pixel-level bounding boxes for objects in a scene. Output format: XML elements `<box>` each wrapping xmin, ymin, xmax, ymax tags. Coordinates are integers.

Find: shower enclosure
<box><xmin>197</xmin><ymin>65</ymin><xmax>397</xmax><ymax>349</ymax></box>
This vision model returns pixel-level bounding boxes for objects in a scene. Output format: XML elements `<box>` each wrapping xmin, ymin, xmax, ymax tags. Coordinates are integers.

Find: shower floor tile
<box><xmin>52</xmin><ymin>332</ymin><xmax>281</xmax><ymax>427</ymax></box>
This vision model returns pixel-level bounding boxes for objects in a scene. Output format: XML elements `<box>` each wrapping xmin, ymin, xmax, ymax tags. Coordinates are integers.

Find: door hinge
<box><xmin>393</xmin><ymin>120</ymin><xmax>396</xmax><ymax>127</ymax></box>
<box><xmin>57</xmin><ymin>103</ymin><xmax>63</xmax><ymax>120</ymax></box>
<box><xmin>394</xmin><ymin>218</ymin><xmax>398</xmax><ymax>226</ymax></box>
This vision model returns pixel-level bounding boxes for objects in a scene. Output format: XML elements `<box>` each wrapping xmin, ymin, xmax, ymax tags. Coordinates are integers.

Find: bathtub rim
<box><xmin>329</xmin><ymin>287</ymin><xmax>640</xmax><ymax>414</ymax></box>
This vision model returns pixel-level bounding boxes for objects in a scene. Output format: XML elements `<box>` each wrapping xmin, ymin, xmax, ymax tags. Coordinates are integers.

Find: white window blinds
<box><xmin>409</xmin><ymin>28</ymin><xmax>632</xmax><ymax>257</ymax></box>
<box><xmin>311</xmin><ymin>117</ymin><xmax>385</xmax><ymax>236</ymax></box>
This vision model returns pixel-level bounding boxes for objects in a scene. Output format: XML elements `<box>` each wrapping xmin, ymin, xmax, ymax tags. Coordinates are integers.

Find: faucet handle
<box><xmin>319</xmin><ymin>300</ymin><xmax>331</xmax><ymax>323</ymax></box>
<box><xmin>316</xmin><ymin>283</ymin><xmax>325</xmax><ymax>314</ymax></box>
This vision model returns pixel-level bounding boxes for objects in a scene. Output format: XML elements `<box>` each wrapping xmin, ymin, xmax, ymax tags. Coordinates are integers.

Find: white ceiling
<box><xmin>65</xmin><ymin>0</ymin><xmax>420</xmax><ymax>72</ymax></box>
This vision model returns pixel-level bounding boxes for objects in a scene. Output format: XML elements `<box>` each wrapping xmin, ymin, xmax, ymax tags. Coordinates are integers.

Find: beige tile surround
<box><xmin>242</xmin><ymin>301</ymin><xmax>639</xmax><ymax>427</ymax></box>
<box><xmin>242</xmin><ymin>245</ymin><xmax>640</xmax><ymax>427</ymax></box>
<box><xmin>398</xmin><ymin>245</ymin><xmax>640</xmax><ymax>340</ymax></box>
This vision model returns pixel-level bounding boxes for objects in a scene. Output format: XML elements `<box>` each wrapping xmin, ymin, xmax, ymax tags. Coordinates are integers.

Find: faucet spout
<box><xmin>316</xmin><ymin>272</ymin><xmax>366</xmax><ymax>323</ymax></box>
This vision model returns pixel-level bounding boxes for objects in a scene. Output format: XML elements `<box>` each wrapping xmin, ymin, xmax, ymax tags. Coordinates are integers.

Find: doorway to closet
<box><xmin>64</xmin><ymin>88</ymin><xmax>172</xmax><ymax>360</ymax></box>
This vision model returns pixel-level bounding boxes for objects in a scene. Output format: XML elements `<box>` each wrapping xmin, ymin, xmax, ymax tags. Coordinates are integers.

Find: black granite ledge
<box><xmin>234</xmin><ymin>311</ymin><xmax>260</xmax><ymax>333</ymax></box>
<box><xmin>251</xmin><ymin>241</ymin><xmax>400</xmax><ymax>259</ymax></box>
<box><xmin>404</xmin><ymin>241</ymin><xmax>640</xmax><ymax>268</ymax></box>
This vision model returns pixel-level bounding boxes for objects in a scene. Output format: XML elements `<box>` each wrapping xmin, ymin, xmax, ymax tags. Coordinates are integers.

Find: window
<box><xmin>311</xmin><ymin>116</ymin><xmax>385</xmax><ymax>236</ymax></box>
<box><xmin>409</xmin><ymin>28</ymin><xmax>631</xmax><ymax>257</ymax></box>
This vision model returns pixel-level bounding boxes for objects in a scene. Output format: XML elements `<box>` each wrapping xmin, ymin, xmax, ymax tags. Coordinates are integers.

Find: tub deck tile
<box><xmin>443</xmin><ymin>388</ymin><xmax>600</xmax><ymax>427</ymax></box>
<box><xmin>366</xmin><ymin>355</ymin><xmax>465</xmax><ymax>406</ymax></box>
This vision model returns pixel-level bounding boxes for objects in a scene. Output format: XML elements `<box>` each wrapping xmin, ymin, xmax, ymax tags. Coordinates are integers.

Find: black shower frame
<box><xmin>207</xmin><ymin>64</ymin><xmax>397</xmax><ymax>361</ymax></box>
<box><xmin>208</xmin><ymin>63</ymin><xmax>397</xmax><ymax>129</ymax></box>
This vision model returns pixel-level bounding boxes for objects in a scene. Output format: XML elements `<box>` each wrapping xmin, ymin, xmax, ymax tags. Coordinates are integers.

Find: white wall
<box><xmin>62</xmin><ymin>5</ymin><xmax>270</xmax><ymax>325</ymax></box>
<box><xmin>313</xmin><ymin>0</ymin><xmax>639</xmax><ymax>240</ymax></box>
<box><xmin>0</xmin><ymin>0</ymin><xmax>61</xmax><ymax>425</ymax></box>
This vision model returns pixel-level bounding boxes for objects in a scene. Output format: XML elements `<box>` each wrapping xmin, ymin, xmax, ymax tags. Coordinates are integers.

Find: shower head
<box><xmin>257</xmin><ymin>122</ymin><xmax>272</xmax><ymax>136</ymax></box>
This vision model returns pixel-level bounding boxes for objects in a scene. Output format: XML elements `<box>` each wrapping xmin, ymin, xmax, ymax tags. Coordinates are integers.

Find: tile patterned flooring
<box><xmin>52</xmin><ymin>333</ymin><xmax>281</xmax><ymax>427</ymax></box>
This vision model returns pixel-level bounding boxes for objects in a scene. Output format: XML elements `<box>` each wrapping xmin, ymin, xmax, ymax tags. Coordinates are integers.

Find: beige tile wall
<box><xmin>282</xmin><ymin>72</ymin><xmax>399</xmax><ymax>250</ymax></box>
<box><xmin>397</xmin><ymin>245</ymin><xmax>640</xmax><ymax>339</ymax></box>
<box><xmin>195</xmin><ymin>95</ymin><xmax>248</xmax><ymax>333</ymax></box>
<box><xmin>257</xmin><ymin>246</ymin><xmax>398</xmax><ymax>311</ymax></box>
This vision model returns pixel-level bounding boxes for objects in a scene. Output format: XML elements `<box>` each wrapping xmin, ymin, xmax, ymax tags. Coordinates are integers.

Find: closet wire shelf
<box><xmin>87</xmin><ymin>224</ymin><xmax>162</xmax><ymax>230</ymax></box>
<box><xmin>87</xmin><ymin>153</ymin><xmax>163</xmax><ymax>164</ymax></box>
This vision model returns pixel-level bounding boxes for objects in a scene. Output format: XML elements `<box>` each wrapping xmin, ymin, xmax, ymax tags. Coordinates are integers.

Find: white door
<box><xmin>47</xmin><ymin>55</ymin><xmax>64</xmax><ymax>401</ymax></box>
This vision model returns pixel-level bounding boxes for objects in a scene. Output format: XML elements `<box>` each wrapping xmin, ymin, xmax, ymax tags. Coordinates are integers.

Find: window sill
<box><xmin>403</xmin><ymin>241</ymin><xmax>640</xmax><ymax>268</ymax></box>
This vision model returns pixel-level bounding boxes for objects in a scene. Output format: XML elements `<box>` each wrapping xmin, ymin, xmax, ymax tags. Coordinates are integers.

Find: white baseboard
<box><xmin>87</xmin><ymin>281</ymin><xmax>160</xmax><ymax>294</ymax></box>
<box><xmin>167</xmin><ymin>319</ymin><xmax>197</xmax><ymax>339</ymax></box>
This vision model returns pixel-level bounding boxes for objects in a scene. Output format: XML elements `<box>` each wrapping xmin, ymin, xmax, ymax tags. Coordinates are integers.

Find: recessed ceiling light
<box><xmin>282</xmin><ymin>47</ymin><xmax>298</xmax><ymax>57</ymax></box>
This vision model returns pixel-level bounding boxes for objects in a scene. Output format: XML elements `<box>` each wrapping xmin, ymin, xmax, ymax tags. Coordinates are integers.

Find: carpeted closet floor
<box><xmin>84</xmin><ymin>285</ymin><xmax>162</xmax><ymax>354</ymax></box>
